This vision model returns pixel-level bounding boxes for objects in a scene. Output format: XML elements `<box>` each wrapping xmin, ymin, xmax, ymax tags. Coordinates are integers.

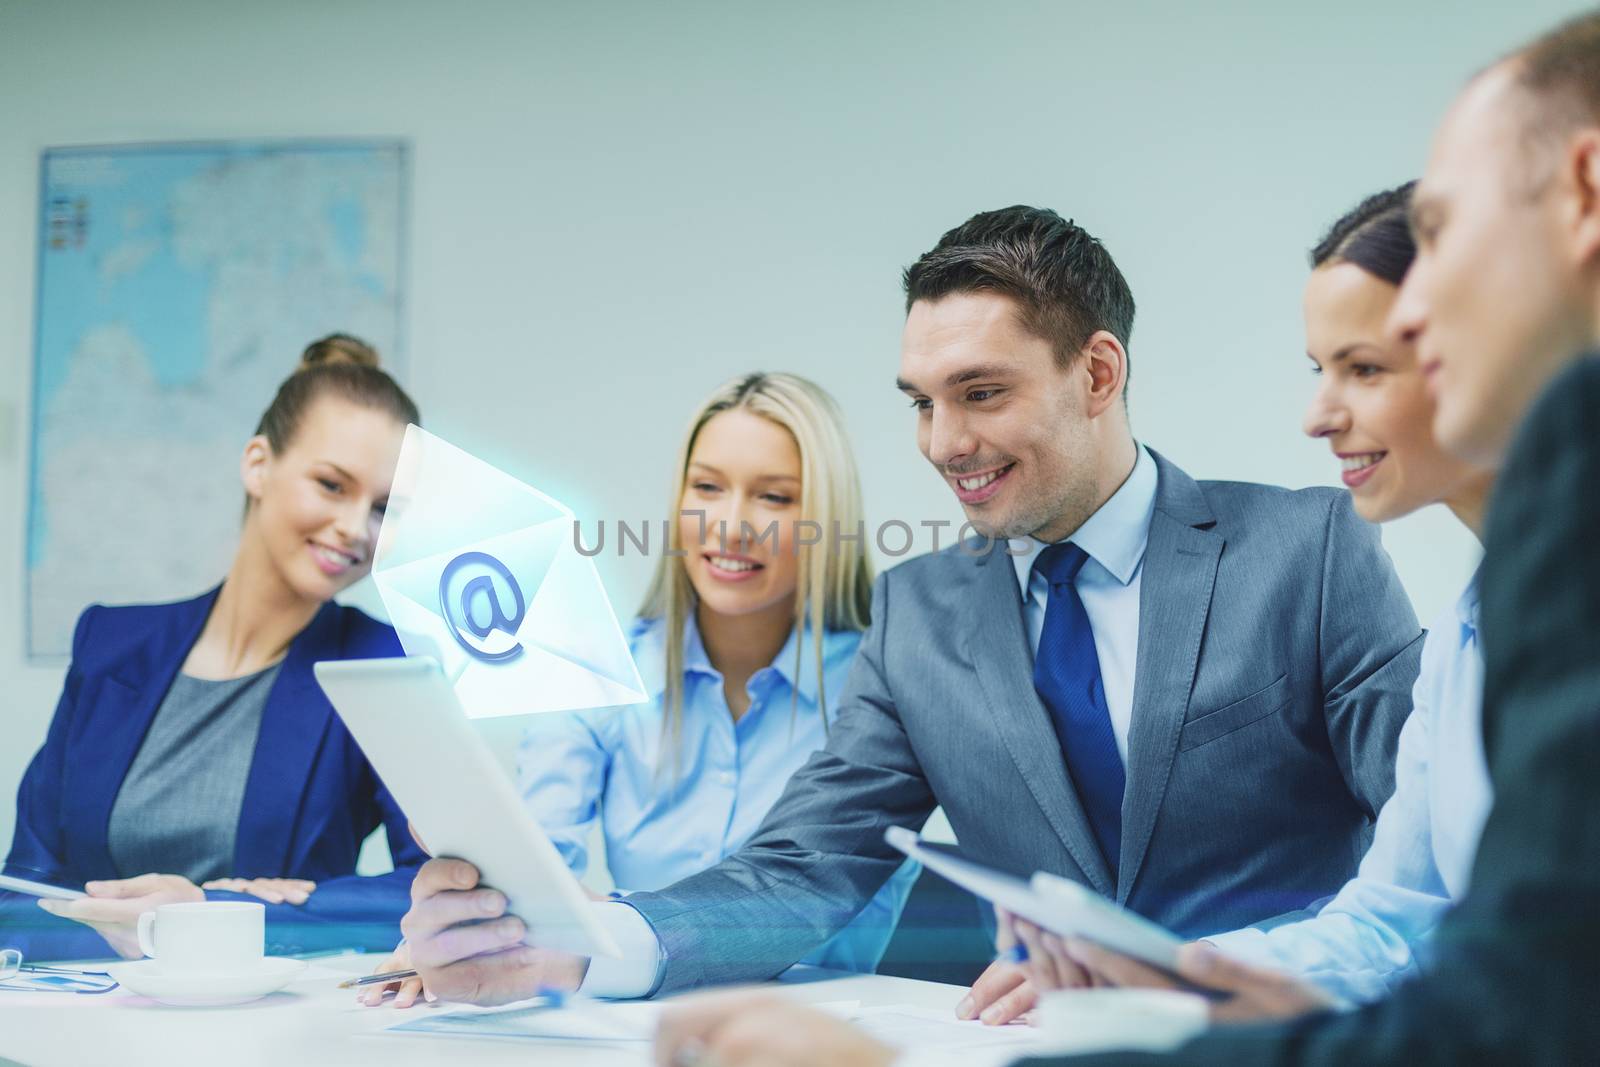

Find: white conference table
<box><xmin>0</xmin><ymin>953</ymin><xmax>1035</xmax><ymax>1067</ymax></box>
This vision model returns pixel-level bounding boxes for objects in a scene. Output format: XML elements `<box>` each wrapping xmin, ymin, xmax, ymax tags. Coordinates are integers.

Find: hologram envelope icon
<box><xmin>372</xmin><ymin>425</ymin><xmax>648</xmax><ymax>718</ymax></box>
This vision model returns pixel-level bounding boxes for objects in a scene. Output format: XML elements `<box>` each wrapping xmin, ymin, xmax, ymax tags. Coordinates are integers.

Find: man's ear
<box><xmin>1565</xmin><ymin>128</ymin><xmax>1600</xmax><ymax>268</ymax></box>
<box><xmin>1080</xmin><ymin>330</ymin><xmax>1129</xmax><ymax>419</ymax></box>
<box><xmin>240</xmin><ymin>435</ymin><xmax>273</xmax><ymax>506</ymax></box>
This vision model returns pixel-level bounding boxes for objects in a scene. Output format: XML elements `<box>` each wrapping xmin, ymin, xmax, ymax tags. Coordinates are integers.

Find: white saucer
<box><xmin>106</xmin><ymin>957</ymin><xmax>307</xmax><ymax>1007</ymax></box>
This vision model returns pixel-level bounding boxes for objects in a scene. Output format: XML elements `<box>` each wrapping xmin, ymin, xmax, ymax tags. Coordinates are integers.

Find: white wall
<box><xmin>1</xmin><ymin>0</ymin><xmax>1584</xmax><ymax>856</ymax></box>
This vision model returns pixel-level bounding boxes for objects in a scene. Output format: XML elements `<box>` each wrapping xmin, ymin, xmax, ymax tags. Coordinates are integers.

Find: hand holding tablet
<box><xmin>314</xmin><ymin>657</ymin><xmax>620</xmax><ymax>960</ymax></box>
<box><xmin>0</xmin><ymin>873</ymin><xmax>87</xmax><ymax>901</ymax></box>
<box><xmin>884</xmin><ymin>826</ymin><xmax>1183</xmax><ymax>971</ymax></box>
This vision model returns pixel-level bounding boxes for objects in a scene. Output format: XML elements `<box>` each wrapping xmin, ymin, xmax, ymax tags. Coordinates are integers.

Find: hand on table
<box><xmin>1058</xmin><ymin>936</ymin><xmax>1337</xmax><ymax>1023</ymax></box>
<box><xmin>958</xmin><ymin>907</ymin><xmax>1090</xmax><ymax>1026</ymax></box>
<box><xmin>655</xmin><ymin>991</ymin><xmax>897</xmax><ymax>1067</ymax></box>
<box><xmin>36</xmin><ymin>873</ymin><xmax>205</xmax><ymax>958</ymax></box>
<box><xmin>400</xmin><ymin>857</ymin><xmax>589</xmax><ymax>1006</ymax></box>
<box><xmin>358</xmin><ymin>941</ymin><xmax>432</xmax><ymax>1008</ymax></box>
<box><xmin>201</xmin><ymin>877</ymin><xmax>317</xmax><ymax>905</ymax></box>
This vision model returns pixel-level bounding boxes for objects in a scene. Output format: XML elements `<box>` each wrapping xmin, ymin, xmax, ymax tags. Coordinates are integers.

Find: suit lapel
<box><xmin>233</xmin><ymin>602</ymin><xmax>341</xmax><ymax>878</ymax></box>
<box><xmin>1117</xmin><ymin>454</ymin><xmax>1221</xmax><ymax>902</ymax></box>
<box><xmin>965</xmin><ymin>543</ymin><xmax>1115</xmax><ymax>896</ymax></box>
<box><xmin>70</xmin><ymin>589</ymin><xmax>219</xmax><ymax>875</ymax></box>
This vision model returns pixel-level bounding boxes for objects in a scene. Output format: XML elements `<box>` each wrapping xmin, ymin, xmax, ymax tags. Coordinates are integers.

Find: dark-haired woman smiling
<box><xmin>1176</xmin><ymin>183</ymin><xmax>1497</xmax><ymax>1005</ymax></box>
<box><xmin>1</xmin><ymin>335</ymin><xmax>426</xmax><ymax>962</ymax></box>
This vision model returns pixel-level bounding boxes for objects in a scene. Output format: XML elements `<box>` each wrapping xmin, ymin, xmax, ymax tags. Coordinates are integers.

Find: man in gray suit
<box><xmin>395</xmin><ymin>207</ymin><xmax>1422</xmax><ymax>1007</ymax></box>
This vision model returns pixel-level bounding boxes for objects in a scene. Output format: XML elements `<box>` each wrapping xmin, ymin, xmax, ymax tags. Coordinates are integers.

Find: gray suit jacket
<box><xmin>628</xmin><ymin>451</ymin><xmax>1422</xmax><ymax>994</ymax></box>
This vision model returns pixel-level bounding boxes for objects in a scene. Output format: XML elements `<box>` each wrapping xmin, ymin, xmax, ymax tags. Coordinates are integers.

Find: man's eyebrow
<box><xmin>1319</xmin><ymin>341</ymin><xmax>1383</xmax><ymax>365</ymax></box>
<box><xmin>945</xmin><ymin>364</ymin><xmax>1014</xmax><ymax>387</ymax></box>
<box><xmin>896</xmin><ymin>364</ymin><xmax>1016</xmax><ymax>393</ymax></box>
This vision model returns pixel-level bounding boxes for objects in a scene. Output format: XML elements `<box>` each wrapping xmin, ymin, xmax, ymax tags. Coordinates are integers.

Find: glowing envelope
<box><xmin>371</xmin><ymin>425</ymin><xmax>647</xmax><ymax>718</ymax></box>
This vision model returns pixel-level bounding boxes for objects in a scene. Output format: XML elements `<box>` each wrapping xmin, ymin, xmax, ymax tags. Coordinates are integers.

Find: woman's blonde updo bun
<box><xmin>297</xmin><ymin>332</ymin><xmax>382</xmax><ymax>372</ymax></box>
<box><xmin>253</xmin><ymin>333</ymin><xmax>419</xmax><ymax>456</ymax></box>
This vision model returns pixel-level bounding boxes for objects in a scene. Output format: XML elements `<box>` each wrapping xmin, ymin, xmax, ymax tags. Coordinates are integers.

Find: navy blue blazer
<box><xmin>1</xmin><ymin>588</ymin><xmax>425</xmax><ymax>961</ymax></box>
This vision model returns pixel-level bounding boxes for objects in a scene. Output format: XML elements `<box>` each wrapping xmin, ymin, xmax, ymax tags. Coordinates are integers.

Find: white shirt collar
<box><xmin>633</xmin><ymin>610</ymin><xmax>839</xmax><ymax>702</ymax></box>
<box><xmin>1456</xmin><ymin>564</ymin><xmax>1483</xmax><ymax>637</ymax></box>
<box><xmin>1008</xmin><ymin>444</ymin><xmax>1159</xmax><ymax>597</ymax></box>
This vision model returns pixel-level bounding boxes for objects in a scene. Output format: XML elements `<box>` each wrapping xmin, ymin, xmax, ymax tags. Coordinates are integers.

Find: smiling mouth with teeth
<box><xmin>705</xmin><ymin>554</ymin><xmax>762</xmax><ymax>574</ymax></box>
<box><xmin>310</xmin><ymin>542</ymin><xmax>361</xmax><ymax>571</ymax></box>
<box><xmin>957</xmin><ymin>470</ymin><xmax>1002</xmax><ymax>491</ymax></box>
<box><xmin>1341</xmin><ymin>453</ymin><xmax>1385</xmax><ymax>472</ymax></box>
<box><xmin>949</xmin><ymin>462</ymin><xmax>1015</xmax><ymax>500</ymax></box>
<box><xmin>1337</xmin><ymin>451</ymin><xmax>1388</xmax><ymax>490</ymax></box>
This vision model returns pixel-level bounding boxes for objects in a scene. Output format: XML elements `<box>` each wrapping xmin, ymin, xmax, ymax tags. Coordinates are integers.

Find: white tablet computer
<box><xmin>314</xmin><ymin>657</ymin><xmax>619</xmax><ymax>959</ymax></box>
<box><xmin>885</xmin><ymin>826</ymin><xmax>1181</xmax><ymax>971</ymax></box>
<box><xmin>0</xmin><ymin>873</ymin><xmax>86</xmax><ymax>901</ymax></box>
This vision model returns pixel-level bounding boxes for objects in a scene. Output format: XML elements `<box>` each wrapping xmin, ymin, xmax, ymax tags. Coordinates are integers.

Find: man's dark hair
<box><xmin>902</xmin><ymin>206</ymin><xmax>1137</xmax><ymax>383</ymax></box>
<box><xmin>1514</xmin><ymin>9</ymin><xmax>1600</xmax><ymax>135</ymax></box>
<box><xmin>1310</xmin><ymin>181</ymin><xmax>1417</xmax><ymax>287</ymax></box>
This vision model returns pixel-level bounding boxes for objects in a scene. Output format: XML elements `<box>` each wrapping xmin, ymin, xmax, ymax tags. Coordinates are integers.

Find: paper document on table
<box><xmin>384</xmin><ymin>998</ymin><xmax>869</xmax><ymax>1044</ymax></box>
<box><xmin>385</xmin><ymin>998</ymin><xmax>661</xmax><ymax>1042</ymax></box>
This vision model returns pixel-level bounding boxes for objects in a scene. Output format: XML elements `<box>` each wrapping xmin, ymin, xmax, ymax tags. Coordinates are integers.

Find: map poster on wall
<box><xmin>26</xmin><ymin>140</ymin><xmax>408</xmax><ymax>659</ymax></box>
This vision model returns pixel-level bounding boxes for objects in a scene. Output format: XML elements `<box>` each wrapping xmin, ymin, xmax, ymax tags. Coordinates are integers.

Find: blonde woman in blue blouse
<box><xmin>363</xmin><ymin>372</ymin><xmax>918</xmax><ymax>1008</ymax></box>
<box><xmin>523</xmin><ymin>370</ymin><xmax>918</xmax><ymax>961</ymax></box>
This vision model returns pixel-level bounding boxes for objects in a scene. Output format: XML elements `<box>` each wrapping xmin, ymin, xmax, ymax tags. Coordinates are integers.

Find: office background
<box><xmin>0</xmin><ymin>0</ymin><xmax>1585</xmax><ymax>862</ymax></box>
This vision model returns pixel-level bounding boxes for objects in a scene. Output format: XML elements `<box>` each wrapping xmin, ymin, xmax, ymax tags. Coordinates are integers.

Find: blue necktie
<box><xmin>1032</xmin><ymin>542</ymin><xmax>1124</xmax><ymax>877</ymax></box>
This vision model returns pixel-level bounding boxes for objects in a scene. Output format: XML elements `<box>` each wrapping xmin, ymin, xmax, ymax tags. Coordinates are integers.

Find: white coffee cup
<box><xmin>136</xmin><ymin>901</ymin><xmax>265</xmax><ymax>974</ymax></box>
<box><xmin>1036</xmin><ymin>989</ymin><xmax>1210</xmax><ymax>1055</ymax></box>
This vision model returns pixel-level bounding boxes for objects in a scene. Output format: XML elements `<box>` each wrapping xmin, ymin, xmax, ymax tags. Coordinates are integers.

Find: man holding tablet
<box><xmin>397</xmin><ymin>206</ymin><xmax>1422</xmax><ymax>1007</ymax></box>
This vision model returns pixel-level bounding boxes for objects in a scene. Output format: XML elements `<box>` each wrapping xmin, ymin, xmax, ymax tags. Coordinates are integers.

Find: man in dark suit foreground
<box><xmin>652</xmin><ymin>9</ymin><xmax>1600</xmax><ymax>1066</ymax></box>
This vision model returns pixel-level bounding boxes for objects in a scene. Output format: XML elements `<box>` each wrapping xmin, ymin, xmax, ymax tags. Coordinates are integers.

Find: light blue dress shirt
<box><xmin>518</xmin><ymin>613</ymin><xmax>920</xmax><ymax>975</ymax></box>
<box><xmin>1205</xmin><ymin>569</ymin><xmax>1492</xmax><ymax>1004</ymax></box>
<box><xmin>1008</xmin><ymin>443</ymin><xmax>1160</xmax><ymax>765</ymax></box>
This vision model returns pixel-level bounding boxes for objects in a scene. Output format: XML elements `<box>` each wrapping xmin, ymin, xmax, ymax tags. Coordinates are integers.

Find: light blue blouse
<box><xmin>1206</xmin><ymin>569</ymin><xmax>1492</xmax><ymax>1003</ymax></box>
<box><xmin>518</xmin><ymin>614</ymin><xmax>920</xmax><ymax>973</ymax></box>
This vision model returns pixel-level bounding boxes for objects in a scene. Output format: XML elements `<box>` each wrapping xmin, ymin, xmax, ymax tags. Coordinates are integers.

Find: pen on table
<box><xmin>337</xmin><ymin>968</ymin><xmax>417</xmax><ymax>989</ymax></box>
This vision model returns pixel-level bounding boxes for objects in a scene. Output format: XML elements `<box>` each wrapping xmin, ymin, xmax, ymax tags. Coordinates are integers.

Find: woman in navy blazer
<box><xmin>1</xmin><ymin>336</ymin><xmax>425</xmax><ymax>962</ymax></box>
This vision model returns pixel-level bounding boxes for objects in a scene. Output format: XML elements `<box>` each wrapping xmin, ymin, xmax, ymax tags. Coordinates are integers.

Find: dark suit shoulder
<box><xmin>1486</xmin><ymin>352</ymin><xmax>1600</xmax><ymax>553</ymax></box>
<box><xmin>1503</xmin><ymin>352</ymin><xmax>1600</xmax><ymax>460</ymax></box>
<box><xmin>77</xmin><ymin>594</ymin><xmax>399</xmax><ymax>671</ymax></box>
<box><xmin>1195</xmin><ymin>478</ymin><xmax>1344</xmax><ymax>522</ymax></box>
<box><xmin>1192</xmin><ymin>479</ymin><xmax>1353</xmax><ymax>560</ymax></box>
<box><xmin>76</xmin><ymin>589</ymin><xmax>206</xmax><ymax>628</ymax></box>
<box><xmin>1481</xmin><ymin>352</ymin><xmax>1600</xmax><ymax>755</ymax></box>
<box><xmin>67</xmin><ymin>589</ymin><xmax>216</xmax><ymax>666</ymax></box>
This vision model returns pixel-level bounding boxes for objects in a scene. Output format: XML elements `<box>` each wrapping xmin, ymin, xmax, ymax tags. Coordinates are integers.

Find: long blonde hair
<box><xmin>639</xmin><ymin>372</ymin><xmax>874</xmax><ymax>762</ymax></box>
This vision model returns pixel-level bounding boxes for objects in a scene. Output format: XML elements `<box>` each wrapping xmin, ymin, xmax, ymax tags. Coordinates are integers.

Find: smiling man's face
<box><xmin>898</xmin><ymin>291</ymin><xmax>1105</xmax><ymax>542</ymax></box>
<box><xmin>1389</xmin><ymin>63</ymin><xmax>1600</xmax><ymax>465</ymax></box>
